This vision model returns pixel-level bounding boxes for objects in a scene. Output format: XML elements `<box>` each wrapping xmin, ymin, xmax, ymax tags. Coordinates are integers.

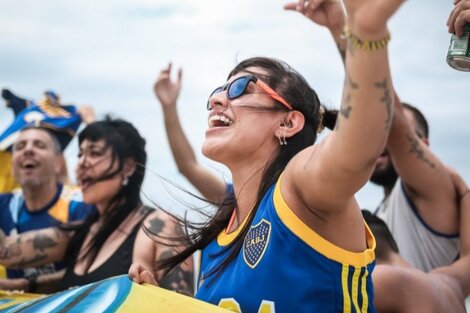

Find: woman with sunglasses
<box><xmin>130</xmin><ymin>0</ymin><xmax>404</xmax><ymax>312</ymax></box>
<box><xmin>0</xmin><ymin>117</ymin><xmax>194</xmax><ymax>294</ymax></box>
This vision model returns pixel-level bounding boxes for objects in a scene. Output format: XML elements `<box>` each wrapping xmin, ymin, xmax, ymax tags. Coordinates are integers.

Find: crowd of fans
<box><xmin>1</xmin><ymin>0</ymin><xmax>469</xmax><ymax>312</ymax></box>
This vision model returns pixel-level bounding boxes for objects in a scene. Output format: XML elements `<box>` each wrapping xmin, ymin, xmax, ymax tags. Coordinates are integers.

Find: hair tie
<box><xmin>317</xmin><ymin>106</ymin><xmax>325</xmax><ymax>134</ymax></box>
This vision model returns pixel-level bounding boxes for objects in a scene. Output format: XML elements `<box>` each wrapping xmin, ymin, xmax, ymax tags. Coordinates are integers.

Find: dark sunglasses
<box><xmin>206</xmin><ymin>75</ymin><xmax>293</xmax><ymax>111</ymax></box>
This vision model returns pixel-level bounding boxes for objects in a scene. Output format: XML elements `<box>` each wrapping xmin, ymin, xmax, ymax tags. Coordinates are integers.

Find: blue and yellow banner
<box><xmin>0</xmin><ymin>275</ymin><xmax>230</xmax><ymax>313</ymax></box>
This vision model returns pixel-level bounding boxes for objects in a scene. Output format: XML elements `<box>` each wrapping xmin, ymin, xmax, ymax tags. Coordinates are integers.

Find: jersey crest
<box><xmin>243</xmin><ymin>219</ymin><xmax>271</xmax><ymax>269</ymax></box>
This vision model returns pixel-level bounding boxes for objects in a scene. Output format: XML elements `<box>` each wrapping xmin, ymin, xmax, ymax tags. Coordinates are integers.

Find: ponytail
<box><xmin>317</xmin><ymin>106</ymin><xmax>338</xmax><ymax>133</ymax></box>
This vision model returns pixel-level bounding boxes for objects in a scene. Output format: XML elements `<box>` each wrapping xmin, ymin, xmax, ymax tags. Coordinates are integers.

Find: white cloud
<box><xmin>0</xmin><ymin>0</ymin><xmax>469</xmax><ymax>212</ymax></box>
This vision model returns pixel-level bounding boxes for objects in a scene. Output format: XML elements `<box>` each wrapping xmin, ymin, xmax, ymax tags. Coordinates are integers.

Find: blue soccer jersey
<box><xmin>0</xmin><ymin>184</ymin><xmax>95</xmax><ymax>278</ymax></box>
<box><xmin>196</xmin><ymin>178</ymin><xmax>376</xmax><ymax>313</ymax></box>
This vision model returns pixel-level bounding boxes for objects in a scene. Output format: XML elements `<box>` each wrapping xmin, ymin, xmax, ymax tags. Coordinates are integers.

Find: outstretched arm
<box><xmin>0</xmin><ymin>227</ymin><xmax>69</xmax><ymax>269</ymax></box>
<box><xmin>155</xmin><ymin>63</ymin><xmax>227</xmax><ymax>204</ymax></box>
<box><xmin>385</xmin><ymin>94</ymin><xmax>458</xmax><ymax>234</ymax></box>
<box><xmin>287</xmin><ymin>0</ymin><xmax>403</xmax><ymax>212</ymax></box>
<box><xmin>434</xmin><ymin>169</ymin><xmax>470</xmax><ymax>296</ymax></box>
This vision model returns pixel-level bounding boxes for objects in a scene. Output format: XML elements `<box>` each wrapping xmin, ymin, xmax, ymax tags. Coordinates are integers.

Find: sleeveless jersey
<box><xmin>0</xmin><ymin>184</ymin><xmax>95</xmax><ymax>278</ymax></box>
<box><xmin>375</xmin><ymin>179</ymin><xmax>459</xmax><ymax>272</ymax></box>
<box><xmin>196</xmin><ymin>179</ymin><xmax>377</xmax><ymax>313</ymax></box>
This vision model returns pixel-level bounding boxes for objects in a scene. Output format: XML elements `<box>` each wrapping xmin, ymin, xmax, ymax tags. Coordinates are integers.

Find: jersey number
<box><xmin>219</xmin><ymin>298</ymin><xmax>275</xmax><ymax>313</ymax></box>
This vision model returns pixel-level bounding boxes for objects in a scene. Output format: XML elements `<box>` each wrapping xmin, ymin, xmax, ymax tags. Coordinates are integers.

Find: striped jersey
<box><xmin>196</xmin><ymin>178</ymin><xmax>377</xmax><ymax>313</ymax></box>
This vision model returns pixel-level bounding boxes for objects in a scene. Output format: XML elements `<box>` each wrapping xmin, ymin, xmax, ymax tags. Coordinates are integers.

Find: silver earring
<box><xmin>122</xmin><ymin>176</ymin><xmax>129</xmax><ymax>186</ymax></box>
<box><xmin>279</xmin><ymin>121</ymin><xmax>288</xmax><ymax>146</ymax></box>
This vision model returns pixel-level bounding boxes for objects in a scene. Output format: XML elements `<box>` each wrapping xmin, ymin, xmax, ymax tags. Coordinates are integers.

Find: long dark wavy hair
<box><xmin>152</xmin><ymin>57</ymin><xmax>336</xmax><ymax>282</ymax></box>
<box><xmin>63</xmin><ymin>117</ymin><xmax>147</xmax><ymax>272</ymax></box>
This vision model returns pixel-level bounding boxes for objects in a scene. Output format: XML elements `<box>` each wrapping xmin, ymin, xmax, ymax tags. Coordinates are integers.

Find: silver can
<box><xmin>447</xmin><ymin>23</ymin><xmax>470</xmax><ymax>72</ymax></box>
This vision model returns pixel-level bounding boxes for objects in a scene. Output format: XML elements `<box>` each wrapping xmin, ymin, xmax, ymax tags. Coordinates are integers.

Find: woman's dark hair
<box><xmin>401</xmin><ymin>102</ymin><xmax>429</xmax><ymax>139</ymax></box>
<box><xmin>63</xmin><ymin>117</ymin><xmax>147</xmax><ymax>271</ymax></box>
<box><xmin>153</xmin><ymin>57</ymin><xmax>334</xmax><ymax>282</ymax></box>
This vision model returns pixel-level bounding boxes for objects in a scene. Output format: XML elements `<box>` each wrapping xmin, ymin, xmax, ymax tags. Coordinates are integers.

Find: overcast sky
<box><xmin>0</xmin><ymin>0</ymin><xmax>468</xmax><ymax>213</ymax></box>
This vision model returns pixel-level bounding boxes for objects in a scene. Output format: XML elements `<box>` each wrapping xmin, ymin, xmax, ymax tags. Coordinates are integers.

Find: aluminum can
<box><xmin>447</xmin><ymin>23</ymin><xmax>470</xmax><ymax>72</ymax></box>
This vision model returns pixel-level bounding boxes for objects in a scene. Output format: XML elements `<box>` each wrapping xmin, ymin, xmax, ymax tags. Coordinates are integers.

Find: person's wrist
<box><xmin>161</xmin><ymin>103</ymin><xmax>177</xmax><ymax>112</ymax></box>
<box><xmin>347</xmin><ymin>20</ymin><xmax>389</xmax><ymax>41</ymax></box>
<box><xmin>329</xmin><ymin>22</ymin><xmax>346</xmax><ymax>39</ymax></box>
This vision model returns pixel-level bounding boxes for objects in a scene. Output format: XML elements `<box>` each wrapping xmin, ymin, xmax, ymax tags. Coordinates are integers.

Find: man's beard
<box><xmin>370</xmin><ymin>162</ymin><xmax>398</xmax><ymax>189</ymax></box>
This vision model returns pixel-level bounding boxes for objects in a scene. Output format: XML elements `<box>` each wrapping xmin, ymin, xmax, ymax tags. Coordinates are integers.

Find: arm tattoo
<box><xmin>31</xmin><ymin>234</ymin><xmax>58</xmax><ymax>252</ymax></box>
<box><xmin>374</xmin><ymin>79</ymin><xmax>392</xmax><ymax>129</ymax></box>
<box><xmin>158</xmin><ymin>250</ymin><xmax>194</xmax><ymax>295</ymax></box>
<box><xmin>335</xmin><ymin>72</ymin><xmax>357</xmax><ymax>130</ymax></box>
<box><xmin>406</xmin><ymin>134</ymin><xmax>435</xmax><ymax>169</ymax></box>
<box><xmin>148</xmin><ymin>218</ymin><xmax>165</xmax><ymax>235</ymax></box>
<box><xmin>0</xmin><ymin>244</ymin><xmax>22</xmax><ymax>260</ymax></box>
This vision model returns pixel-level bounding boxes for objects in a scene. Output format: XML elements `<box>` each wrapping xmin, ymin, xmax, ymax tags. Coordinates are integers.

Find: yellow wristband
<box><xmin>343</xmin><ymin>28</ymin><xmax>391</xmax><ymax>51</ymax></box>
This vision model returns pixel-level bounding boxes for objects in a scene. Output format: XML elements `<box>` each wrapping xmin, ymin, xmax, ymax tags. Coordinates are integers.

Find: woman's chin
<box><xmin>202</xmin><ymin>141</ymin><xmax>228</xmax><ymax>164</ymax></box>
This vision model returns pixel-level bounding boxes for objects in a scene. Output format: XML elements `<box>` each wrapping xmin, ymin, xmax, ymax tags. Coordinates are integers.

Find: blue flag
<box><xmin>0</xmin><ymin>91</ymin><xmax>82</xmax><ymax>151</ymax></box>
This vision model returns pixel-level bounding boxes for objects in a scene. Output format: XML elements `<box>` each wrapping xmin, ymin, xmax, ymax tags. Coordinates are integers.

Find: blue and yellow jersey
<box><xmin>196</xmin><ymin>178</ymin><xmax>376</xmax><ymax>313</ymax></box>
<box><xmin>0</xmin><ymin>184</ymin><xmax>95</xmax><ymax>279</ymax></box>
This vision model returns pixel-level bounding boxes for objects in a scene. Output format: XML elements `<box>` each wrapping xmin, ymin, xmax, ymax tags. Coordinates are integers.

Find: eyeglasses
<box><xmin>207</xmin><ymin>75</ymin><xmax>293</xmax><ymax>111</ymax></box>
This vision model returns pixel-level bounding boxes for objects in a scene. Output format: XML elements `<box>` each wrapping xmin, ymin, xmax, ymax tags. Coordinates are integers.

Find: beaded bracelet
<box><xmin>343</xmin><ymin>28</ymin><xmax>391</xmax><ymax>51</ymax></box>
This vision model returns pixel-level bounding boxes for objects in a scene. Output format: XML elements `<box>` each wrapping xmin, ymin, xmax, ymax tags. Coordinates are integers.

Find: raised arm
<box><xmin>0</xmin><ymin>227</ymin><xmax>69</xmax><ymax>269</ymax></box>
<box><xmin>131</xmin><ymin>210</ymin><xmax>194</xmax><ymax>295</ymax></box>
<box><xmin>155</xmin><ymin>63</ymin><xmax>227</xmax><ymax>204</ymax></box>
<box><xmin>385</xmin><ymin>94</ymin><xmax>458</xmax><ymax>234</ymax></box>
<box><xmin>287</xmin><ymin>0</ymin><xmax>404</xmax><ymax>212</ymax></box>
<box><xmin>434</xmin><ymin>170</ymin><xmax>470</xmax><ymax>296</ymax></box>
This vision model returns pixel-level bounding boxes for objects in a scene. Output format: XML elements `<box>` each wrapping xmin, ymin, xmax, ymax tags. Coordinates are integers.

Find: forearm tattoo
<box><xmin>158</xmin><ymin>250</ymin><xmax>194</xmax><ymax>296</ymax></box>
<box><xmin>0</xmin><ymin>243</ymin><xmax>22</xmax><ymax>260</ymax></box>
<box><xmin>335</xmin><ymin>72</ymin><xmax>358</xmax><ymax>131</ymax></box>
<box><xmin>406</xmin><ymin>134</ymin><xmax>435</xmax><ymax>169</ymax></box>
<box><xmin>374</xmin><ymin>79</ymin><xmax>392</xmax><ymax>130</ymax></box>
<box><xmin>0</xmin><ymin>231</ymin><xmax>22</xmax><ymax>260</ymax></box>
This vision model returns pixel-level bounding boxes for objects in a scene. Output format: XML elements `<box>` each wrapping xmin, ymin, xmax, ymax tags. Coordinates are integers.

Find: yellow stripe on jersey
<box><xmin>273</xmin><ymin>175</ymin><xmax>376</xmax><ymax>267</ymax></box>
<box><xmin>341</xmin><ymin>264</ymin><xmax>351</xmax><ymax>313</ymax></box>
<box><xmin>361</xmin><ymin>268</ymin><xmax>369</xmax><ymax>312</ymax></box>
<box><xmin>351</xmin><ymin>267</ymin><xmax>362</xmax><ymax>313</ymax></box>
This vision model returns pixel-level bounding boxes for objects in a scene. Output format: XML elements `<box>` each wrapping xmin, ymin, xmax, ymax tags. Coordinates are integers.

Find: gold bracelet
<box><xmin>343</xmin><ymin>28</ymin><xmax>391</xmax><ymax>51</ymax></box>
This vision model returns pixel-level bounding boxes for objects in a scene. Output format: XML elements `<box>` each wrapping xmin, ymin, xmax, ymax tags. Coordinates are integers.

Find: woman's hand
<box><xmin>343</xmin><ymin>0</ymin><xmax>405</xmax><ymax>40</ymax></box>
<box><xmin>128</xmin><ymin>263</ymin><xmax>158</xmax><ymax>286</ymax></box>
<box><xmin>284</xmin><ymin>0</ymin><xmax>346</xmax><ymax>34</ymax></box>
<box><xmin>153</xmin><ymin>63</ymin><xmax>182</xmax><ymax>108</ymax></box>
<box><xmin>447</xmin><ymin>0</ymin><xmax>470</xmax><ymax>37</ymax></box>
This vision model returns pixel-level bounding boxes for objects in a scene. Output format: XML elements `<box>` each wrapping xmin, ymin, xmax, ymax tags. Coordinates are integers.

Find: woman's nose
<box><xmin>208</xmin><ymin>91</ymin><xmax>229</xmax><ymax>111</ymax></box>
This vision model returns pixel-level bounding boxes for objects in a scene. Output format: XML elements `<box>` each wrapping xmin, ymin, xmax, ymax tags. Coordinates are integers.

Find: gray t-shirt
<box><xmin>375</xmin><ymin>179</ymin><xmax>459</xmax><ymax>272</ymax></box>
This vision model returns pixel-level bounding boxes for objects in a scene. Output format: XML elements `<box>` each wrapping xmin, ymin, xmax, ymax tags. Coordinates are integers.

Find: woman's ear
<box><xmin>123</xmin><ymin>158</ymin><xmax>137</xmax><ymax>178</ymax></box>
<box><xmin>283</xmin><ymin>110</ymin><xmax>305</xmax><ymax>139</ymax></box>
